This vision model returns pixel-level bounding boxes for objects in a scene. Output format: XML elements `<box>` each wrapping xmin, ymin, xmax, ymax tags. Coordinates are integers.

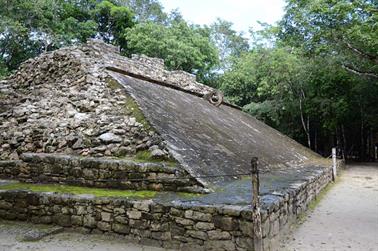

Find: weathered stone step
<box><xmin>0</xmin><ymin>153</ymin><xmax>205</xmax><ymax>193</ymax></box>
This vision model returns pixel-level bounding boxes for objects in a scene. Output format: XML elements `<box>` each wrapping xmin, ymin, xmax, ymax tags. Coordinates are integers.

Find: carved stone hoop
<box><xmin>203</xmin><ymin>90</ymin><xmax>224</xmax><ymax>107</ymax></box>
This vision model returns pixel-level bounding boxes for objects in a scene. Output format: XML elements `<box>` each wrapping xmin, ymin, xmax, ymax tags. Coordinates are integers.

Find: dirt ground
<box><xmin>0</xmin><ymin>220</ymin><xmax>172</xmax><ymax>251</ymax></box>
<box><xmin>282</xmin><ymin>163</ymin><xmax>378</xmax><ymax>251</ymax></box>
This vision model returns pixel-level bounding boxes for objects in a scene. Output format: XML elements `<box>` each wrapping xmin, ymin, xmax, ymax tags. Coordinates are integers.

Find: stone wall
<box><xmin>0</xmin><ymin>166</ymin><xmax>334</xmax><ymax>251</ymax></box>
<box><xmin>0</xmin><ymin>153</ymin><xmax>205</xmax><ymax>193</ymax></box>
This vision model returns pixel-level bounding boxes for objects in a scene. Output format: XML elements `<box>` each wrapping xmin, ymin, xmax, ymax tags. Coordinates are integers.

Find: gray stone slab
<box><xmin>110</xmin><ymin>72</ymin><xmax>323</xmax><ymax>187</ymax></box>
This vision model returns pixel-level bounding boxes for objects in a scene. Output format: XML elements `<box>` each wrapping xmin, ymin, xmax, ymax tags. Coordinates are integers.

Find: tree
<box><xmin>124</xmin><ymin>20</ymin><xmax>219</xmax><ymax>80</ymax></box>
<box><xmin>279</xmin><ymin>0</ymin><xmax>378</xmax><ymax>79</ymax></box>
<box><xmin>0</xmin><ymin>0</ymin><xmax>136</xmax><ymax>72</ymax></box>
<box><xmin>220</xmin><ymin>47</ymin><xmax>314</xmax><ymax>146</ymax></box>
<box><xmin>115</xmin><ymin>0</ymin><xmax>168</xmax><ymax>23</ymax></box>
<box><xmin>94</xmin><ymin>0</ymin><xmax>135</xmax><ymax>50</ymax></box>
<box><xmin>0</xmin><ymin>0</ymin><xmax>99</xmax><ymax>71</ymax></box>
<box><xmin>209</xmin><ymin>18</ymin><xmax>249</xmax><ymax>71</ymax></box>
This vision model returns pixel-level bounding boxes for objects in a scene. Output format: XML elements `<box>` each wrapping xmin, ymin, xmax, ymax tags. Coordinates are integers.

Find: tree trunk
<box><xmin>341</xmin><ymin>124</ymin><xmax>346</xmax><ymax>161</ymax></box>
<box><xmin>314</xmin><ymin>128</ymin><xmax>318</xmax><ymax>153</ymax></box>
<box><xmin>299</xmin><ymin>90</ymin><xmax>311</xmax><ymax>148</ymax></box>
<box><xmin>359</xmin><ymin>100</ymin><xmax>365</xmax><ymax>160</ymax></box>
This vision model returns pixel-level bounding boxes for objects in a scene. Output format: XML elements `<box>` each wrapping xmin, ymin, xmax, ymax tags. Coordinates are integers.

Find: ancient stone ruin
<box><xmin>0</xmin><ymin>40</ymin><xmax>337</xmax><ymax>250</ymax></box>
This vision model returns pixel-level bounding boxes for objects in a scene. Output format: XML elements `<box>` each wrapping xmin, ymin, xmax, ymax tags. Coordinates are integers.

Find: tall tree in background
<box><xmin>279</xmin><ymin>0</ymin><xmax>378</xmax><ymax>79</ymax></box>
<box><xmin>0</xmin><ymin>0</ymin><xmax>99</xmax><ymax>73</ymax></box>
<box><xmin>277</xmin><ymin>0</ymin><xmax>378</xmax><ymax>159</ymax></box>
<box><xmin>125</xmin><ymin>20</ymin><xmax>219</xmax><ymax>80</ymax></box>
<box><xmin>0</xmin><ymin>0</ymin><xmax>135</xmax><ymax>75</ymax></box>
<box><xmin>218</xmin><ymin>0</ymin><xmax>378</xmax><ymax>158</ymax></box>
<box><xmin>94</xmin><ymin>0</ymin><xmax>135</xmax><ymax>50</ymax></box>
<box><xmin>209</xmin><ymin>18</ymin><xmax>249</xmax><ymax>71</ymax></box>
<box><xmin>115</xmin><ymin>0</ymin><xmax>168</xmax><ymax>23</ymax></box>
<box><xmin>220</xmin><ymin>47</ymin><xmax>313</xmax><ymax>145</ymax></box>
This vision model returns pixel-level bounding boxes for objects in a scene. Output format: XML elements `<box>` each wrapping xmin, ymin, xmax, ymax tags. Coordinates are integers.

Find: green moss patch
<box><xmin>106</xmin><ymin>77</ymin><xmax>123</xmax><ymax>90</ymax></box>
<box><xmin>111</xmin><ymin>150</ymin><xmax>177</xmax><ymax>166</ymax></box>
<box><xmin>106</xmin><ymin>77</ymin><xmax>151</xmax><ymax>129</ymax></box>
<box><xmin>135</xmin><ymin>149</ymin><xmax>153</xmax><ymax>160</ymax></box>
<box><xmin>0</xmin><ymin>182</ymin><xmax>157</xmax><ymax>198</ymax></box>
<box><xmin>124</xmin><ymin>95</ymin><xmax>151</xmax><ymax>129</ymax></box>
<box><xmin>134</xmin><ymin>150</ymin><xmax>177</xmax><ymax>166</ymax></box>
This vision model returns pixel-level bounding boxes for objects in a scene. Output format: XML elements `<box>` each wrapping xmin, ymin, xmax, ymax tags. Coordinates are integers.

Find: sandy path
<box><xmin>0</xmin><ymin>220</ymin><xmax>172</xmax><ymax>251</ymax></box>
<box><xmin>283</xmin><ymin>163</ymin><xmax>378</xmax><ymax>251</ymax></box>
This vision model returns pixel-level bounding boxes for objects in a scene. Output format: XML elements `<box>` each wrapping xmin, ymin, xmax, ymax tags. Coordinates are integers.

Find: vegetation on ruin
<box><xmin>123</xmin><ymin>95</ymin><xmax>151</xmax><ymax>129</ymax></box>
<box><xmin>0</xmin><ymin>182</ymin><xmax>157</xmax><ymax>198</ymax></box>
<box><xmin>134</xmin><ymin>150</ymin><xmax>176</xmax><ymax>166</ymax></box>
<box><xmin>0</xmin><ymin>0</ymin><xmax>376</xmax><ymax>160</ymax></box>
<box><xmin>106</xmin><ymin>77</ymin><xmax>156</xmax><ymax>133</ymax></box>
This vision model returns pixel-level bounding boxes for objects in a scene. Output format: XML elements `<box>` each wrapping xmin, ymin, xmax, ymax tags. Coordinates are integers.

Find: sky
<box><xmin>160</xmin><ymin>0</ymin><xmax>286</xmax><ymax>34</ymax></box>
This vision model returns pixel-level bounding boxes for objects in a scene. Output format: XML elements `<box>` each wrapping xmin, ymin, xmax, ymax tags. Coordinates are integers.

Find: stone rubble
<box><xmin>0</xmin><ymin>39</ymin><xmax>218</xmax><ymax>161</ymax></box>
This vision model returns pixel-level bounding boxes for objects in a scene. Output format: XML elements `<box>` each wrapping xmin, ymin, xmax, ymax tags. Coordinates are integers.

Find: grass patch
<box><xmin>0</xmin><ymin>182</ymin><xmax>157</xmax><ymax>198</ymax></box>
<box><xmin>135</xmin><ymin>150</ymin><xmax>153</xmax><ymax>161</ymax></box>
<box><xmin>133</xmin><ymin>150</ymin><xmax>176</xmax><ymax>166</ymax></box>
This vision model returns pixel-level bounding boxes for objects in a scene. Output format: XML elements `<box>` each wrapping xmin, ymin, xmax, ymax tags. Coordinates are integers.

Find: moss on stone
<box><xmin>0</xmin><ymin>183</ymin><xmax>157</xmax><ymax>198</ymax></box>
<box><xmin>134</xmin><ymin>150</ymin><xmax>176</xmax><ymax>166</ymax></box>
<box><xmin>106</xmin><ymin>77</ymin><xmax>123</xmax><ymax>90</ymax></box>
<box><xmin>124</xmin><ymin>95</ymin><xmax>151</xmax><ymax>129</ymax></box>
<box><xmin>106</xmin><ymin>77</ymin><xmax>151</xmax><ymax>129</ymax></box>
<box><xmin>135</xmin><ymin>150</ymin><xmax>152</xmax><ymax>161</ymax></box>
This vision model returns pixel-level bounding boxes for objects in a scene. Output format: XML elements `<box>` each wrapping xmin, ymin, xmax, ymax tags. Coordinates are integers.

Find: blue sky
<box><xmin>160</xmin><ymin>0</ymin><xmax>286</xmax><ymax>34</ymax></box>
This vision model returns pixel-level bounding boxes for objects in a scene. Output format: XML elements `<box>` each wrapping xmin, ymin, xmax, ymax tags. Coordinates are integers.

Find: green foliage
<box><xmin>216</xmin><ymin>1</ymin><xmax>377</xmax><ymax>158</ymax></box>
<box><xmin>0</xmin><ymin>17</ymin><xmax>37</xmax><ymax>70</ymax></box>
<box><xmin>124</xmin><ymin>21</ymin><xmax>219</xmax><ymax>80</ymax></box>
<box><xmin>0</xmin><ymin>0</ymin><xmax>135</xmax><ymax>70</ymax></box>
<box><xmin>220</xmin><ymin>47</ymin><xmax>302</xmax><ymax>106</ymax></box>
<box><xmin>115</xmin><ymin>0</ymin><xmax>168</xmax><ymax>23</ymax></box>
<box><xmin>94</xmin><ymin>0</ymin><xmax>134</xmax><ymax>50</ymax></box>
<box><xmin>220</xmin><ymin>37</ymin><xmax>378</xmax><ymax>155</ymax></box>
<box><xmin>209</xmin><ymin>18</ymin><xmax>249</xmax><ymax>70</ymax></box>
<box><xmin>0</xmin><ymin>0</ymin><xmax>99</xmax><ymax>70</ymax></box>
<box><xmin>0</xmin><ymin>59</ymin><xmax>9</xmax><ymax>79</ymax></box>
<box><xmin>279</xmin><ymin>0</ymin><xmax>378</xmax><ymax>79</ymax></box>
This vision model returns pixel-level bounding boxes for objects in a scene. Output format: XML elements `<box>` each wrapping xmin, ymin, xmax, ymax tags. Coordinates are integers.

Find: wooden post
<box><xmin>251</xmin><ymin>157</ymin><xmax>263</xmax><ymax>251</ymax></box>
<box><xmin>332</xmin><ymin>147</ymin><xmax>337</xmax><ymax>181</ymax></box>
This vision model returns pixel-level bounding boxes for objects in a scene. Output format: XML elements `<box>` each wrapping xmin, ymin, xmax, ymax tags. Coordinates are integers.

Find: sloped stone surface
<box><xmin>109</xmin><ymin>73</ymin><xmax>323</xmax><ymax>186</ymax></box>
